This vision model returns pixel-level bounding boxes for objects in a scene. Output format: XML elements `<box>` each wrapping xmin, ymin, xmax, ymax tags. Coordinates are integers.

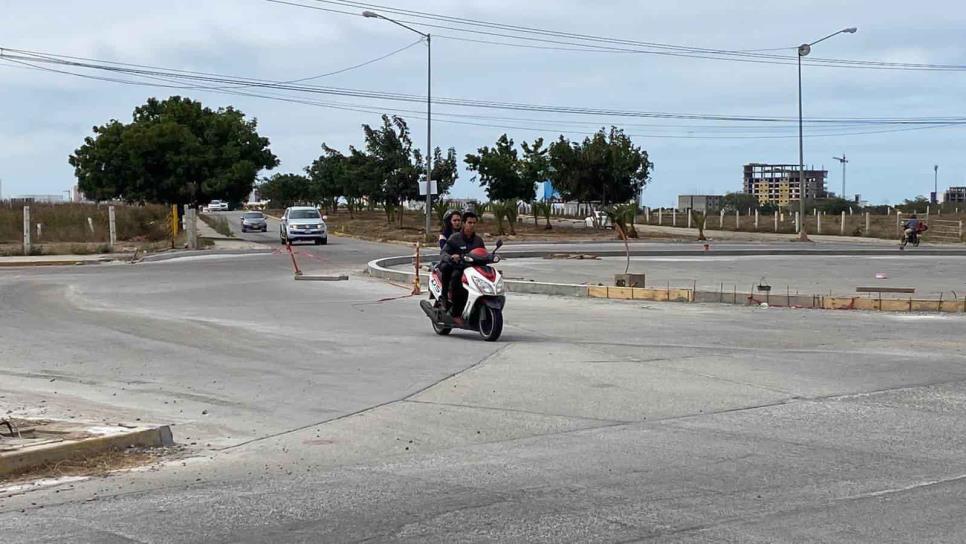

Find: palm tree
<box><xmin>433</xmin><ymin>199</ymin><xmax>452</xmax><ymax>224</ymax></box>
<box><xmin>690</xmin><ymin>209</ymin><xmax>707</xmax><ymax>240</ymax></box>
<box><xmin>604</xmin><ymin>203</ymin><xmax>639</xmax><ymax>238</ymax></box>
<box><xmin>502</xmin><ymin>199</ymin><xmax>519</xmax><ymax>235</ymax></box>
<box><xmin>532</xmin><ymin>201</ymin><xmax>553</xmax><ymax>230</ymax></box>
<box><xmin>489</xmin><ymin>201</ymin><xmax>508</xmax><ymax>236</ymax></box>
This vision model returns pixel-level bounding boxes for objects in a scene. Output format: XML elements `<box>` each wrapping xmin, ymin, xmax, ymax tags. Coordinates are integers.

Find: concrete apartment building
<box><xmin>677</xmin><ymin>194</ymin><xmax>723</xmax><ymax>212</ymax></box>
<box><xmin>943</xmin><ymin>187</ymin><xmax>966</xmax><ymax>204</ymax></box>
<box><xmin>743</xmin><ymin>163</ymin><xmax>829</xmax><ymax>207</ymax></box>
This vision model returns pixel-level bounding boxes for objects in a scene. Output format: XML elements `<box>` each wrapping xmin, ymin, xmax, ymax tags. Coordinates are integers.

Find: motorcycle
<box><xmin>899</xmin><ymin>223</ymin><xmax>927</xmax><ymax>250</ymax></box>
<box><xmin>420</xmin><ymin>240</ymin><xmax>506</xmax><ymax>341</ymax></box>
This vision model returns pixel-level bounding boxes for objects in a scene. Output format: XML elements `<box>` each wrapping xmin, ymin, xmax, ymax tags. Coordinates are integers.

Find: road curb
<box><xmin>0</xmin><ymin>424</ymin><xmax>174</xmax><ymax>477</ymax></box>
<box><xmin>366</xmin><ymin>250</ymin><xmax>966</xmax><ymax>313</ymax></box>
<box><xmin>140</xmin><ymin>248</ymin><xmax>273</xmax><ymax>263</ymax></box>
<box><xmin>0</xmin><ymin>257</ymin><xmax>126</xmax><ymax>268</ymax></box>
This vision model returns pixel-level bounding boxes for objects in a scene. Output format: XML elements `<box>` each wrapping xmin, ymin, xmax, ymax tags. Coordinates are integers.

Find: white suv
<box><xmin>206</xmin><ymin>200</ymin><xmax>229</xmax><ymax>212</ymax></box>
<box><xmin>280</xmin><ymin>206</ymin><xmax>327</xmax><ymax>245</ymax></box>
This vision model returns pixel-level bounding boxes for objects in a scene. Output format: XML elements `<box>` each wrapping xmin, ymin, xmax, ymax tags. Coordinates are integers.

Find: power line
<box><xmin>3</xmin><ymin>54</ymin><xmax>961</xmax><ymax>142</ymax></box>
<box><xmin>273</xmin><ymin>0</ymin><xmax>966</xmax><ymax>72</ymax></box>
<box><xmin>6</xmin><ymin>48</ymin><xmax>964</xmax><ymax>127</ymax></box>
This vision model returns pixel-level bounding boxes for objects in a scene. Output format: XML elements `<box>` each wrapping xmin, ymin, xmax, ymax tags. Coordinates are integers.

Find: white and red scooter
<box><xmin>420</xmin><ymin>241</ymin><xmax>506</xmax><ymax>341</ymax></box>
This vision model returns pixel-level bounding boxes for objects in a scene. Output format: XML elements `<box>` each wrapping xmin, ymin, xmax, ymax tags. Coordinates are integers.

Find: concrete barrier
<box><xmin>366</xmin><ymin>252</ymin><xmax>966</xmax><ymax>314</ymax></box>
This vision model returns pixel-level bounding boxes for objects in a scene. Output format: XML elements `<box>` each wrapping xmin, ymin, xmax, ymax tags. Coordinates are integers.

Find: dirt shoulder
<box><xmin>276</xmin><ymin>209</ymin><xmax>672</xmax><ymax>245</ymax></box>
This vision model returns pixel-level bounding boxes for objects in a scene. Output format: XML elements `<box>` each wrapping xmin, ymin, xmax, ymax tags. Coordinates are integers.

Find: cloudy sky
<box><xmin>2</xmin><ymin>0</ymin><xmax>964</xmax><ymax>206</ymax></box>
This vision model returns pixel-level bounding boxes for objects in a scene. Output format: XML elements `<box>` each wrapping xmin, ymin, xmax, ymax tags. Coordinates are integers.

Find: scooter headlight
<box><xmin>472</xmin><ymin>276</ymin><xmax>496</xmax><ymax>295</ymax></box>
<box><xmin>494</xmin><ymin>277</ymin><xmax>505</xmax><ymax>294</ymax></box>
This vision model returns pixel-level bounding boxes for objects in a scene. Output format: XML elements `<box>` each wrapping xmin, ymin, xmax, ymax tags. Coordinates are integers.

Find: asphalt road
<box><xmin>3</xmin><ymin>224</ymin><xmax>966</xmax><ymax>542</ymax></box>
<box><xmin>495</xmin><ymin>254</ymin><xmax>966</xmax><ymax>297</ymax></box>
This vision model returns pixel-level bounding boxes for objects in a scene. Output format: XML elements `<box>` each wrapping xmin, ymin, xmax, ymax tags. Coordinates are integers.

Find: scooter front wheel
<box><xmin>477</xmin><ymin>305</ymin><xmax>503</xmax><ymax>342</ymax></box>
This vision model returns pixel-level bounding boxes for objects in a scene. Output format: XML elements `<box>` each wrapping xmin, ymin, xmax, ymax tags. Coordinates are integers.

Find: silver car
<box><xmin>280</xmin><ymin>206</ymin><xmax>328</xmax><ymax>245</ymax></box>
<box><xmin>240</xmin><ymin>211</ymin><xmax>268</xmax><ymax>232</ymax></box>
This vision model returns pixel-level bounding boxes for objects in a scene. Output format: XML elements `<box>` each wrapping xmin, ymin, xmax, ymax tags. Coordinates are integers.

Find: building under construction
<box><xmin>743</xmin><ymin>163</ymin><xmax>829</xmax><ymax>208</ymax></box>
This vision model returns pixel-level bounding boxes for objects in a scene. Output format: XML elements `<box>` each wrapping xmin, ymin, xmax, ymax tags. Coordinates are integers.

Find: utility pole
<box><xmin>833</xmin><ymin>154</ymin><xmax>848</xmax><ymax>200</ymax></box>
<box><xmin>934</xmin><ymin>164</ymin><xmax>939</xmax><ymax>204</ymax></box>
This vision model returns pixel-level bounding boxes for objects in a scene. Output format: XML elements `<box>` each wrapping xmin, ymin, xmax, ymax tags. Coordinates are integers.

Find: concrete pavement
<box><xmin>496</xmin><ymin>254</ymin><xmax>966</xmax><ymax>298</ymax></box>
<box><xmin>3</xmin><ymin>217</ymin><xmax>966</xmax><ymax>542</ymax></box>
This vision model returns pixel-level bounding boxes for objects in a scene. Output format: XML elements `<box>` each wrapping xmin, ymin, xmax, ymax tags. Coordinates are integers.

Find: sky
<box><xmin>2</xmin><ymin>0</ymin><xmax>965</xmax><ymax>206</ymax></box>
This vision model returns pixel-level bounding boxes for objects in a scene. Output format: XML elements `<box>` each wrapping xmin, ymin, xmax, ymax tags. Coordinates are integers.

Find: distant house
<box><xmin>677</xmin><ymin>195</ymin><xmax>723</xmax><ymax>213</ymax></box>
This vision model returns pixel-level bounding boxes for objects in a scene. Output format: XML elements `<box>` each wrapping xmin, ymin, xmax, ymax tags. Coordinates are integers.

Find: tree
<box><xmin>816</xmin><ymin>197</ymin><xmax>854</xmax><ymax>215</ymax></box>
<box><xmin>488</xmin><ymin>201</ymin><xmax>510</xmax><ymax>236</ymax></box>
<box><xmin>257</xmin><ymin>173</ymin><xmax>311</xmax><ymax>209</ymax></box>
<box><xmin>720</xmin><ymin>192</ymin><xmax>759</xmax><ymax>213</ymax></box>
<box><xmin>898</xmin><ymin>196</ymin><xmax>930</xmax><ymax>213</ymax></box>
<box><xmin>70</xmin><ymin>96</ymin><xmax>278</xmax><ymax>208</ymax></box>
<box><xmin>548</xmin><ymin>127</ymin><xmax>651</xmax><ymax>207</ymax></box>
<box><xmin>465</xmin><ymin>135</ymin><xmax>546</xmax><ymax>235</ymax></box>
<box><xmin>362</xmin><ymin>115</ymin><xmax>420</xmax><ymax>226</ymax></box>
<box><xmin>433</xmin><ymin>199</ymin><xmax>453</xmax><ymax>223</ymax></box>
<box><xmin>427</xmin><ymin>147</ymin><xmax>460</xmax><ymax>196</ymax></box>
<box><xmin>603</xmin><ymin>202</ymin><xmax>639</xmax><ymax>238</ymax></box>
<box><xmin>306</xmin><ymin>145</ymin><xmax>348</xmax><ymax>214</ymax></box>
<box><xmin>690</xmin><ymin>209</ymin><xmax>707</xmax><ymax>241</ymax></box>
<box><xmin>344</xmin><ymin>148</ymin><xmax>382</xmax><ymax>216</ymax></box>
<box><xmin>532</xmin><ymin>201</ymin><xmax>553</xmax><ymax>230</ymax></box>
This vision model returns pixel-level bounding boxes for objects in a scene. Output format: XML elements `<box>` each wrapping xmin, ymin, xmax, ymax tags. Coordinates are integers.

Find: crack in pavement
<box><xmin>403</xmin><ymin>398</ymin><xmax>631</xmax><ymax>425</ymax></box>
<box><xmin>217</xmin><ymin>344</ymin><xmax>512</xmax><ymax>452</ymax></box>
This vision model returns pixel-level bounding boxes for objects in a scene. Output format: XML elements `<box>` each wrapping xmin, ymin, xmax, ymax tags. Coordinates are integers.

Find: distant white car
<box><xmin>206</xmin><ymin>200</ymin><xmax>229</xmax><ymax>212</ymax></box>
<box><xmin>280</xmin><ymin>206</ymin><xmax>327</xmax><ymax>245</ymax></box>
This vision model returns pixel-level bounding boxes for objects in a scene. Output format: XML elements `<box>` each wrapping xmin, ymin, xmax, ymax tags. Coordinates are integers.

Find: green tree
<box><xmin>433</xmin><ymin>199</ymin><xmax>453</xmax><ymax>223</ymax></box>
<box><xmin>548</xmin><ymin>127</ymin><xmax>650</xmax><ymax>206</ymax></box>
<box><xmin>603</xmin><ymin>202</ymin><xmax>639</xmax><ymax>238</ymax></box>
<box><xmin>720</xmin><ymin>192</ymin><xmax>759</xmax><ymax>213</ymax></box>
<box><xmin>257</xmin><ymin>173</ymin><xmax>311</xmax><ymax>209</ymax></box>
<box><xmin>426</xmin><ymin>147</ymin><xmax>460</xmax><ymax>196</ymax></box>
<box><xmin>690</xmin><ymin>209</ymin><xmax>707</xmax><ymax>241</ymax></box>
<box><xmin>898</xmin><ymin>196</ymin><xmax>930</xmax><ymax>213</ymax></box>
<box><xmin>816</xmin><ymin>197</ymin><xmax>854</xmax><ymax>215</ymax></box>
<box><xmin>464</xmin><ymin>134</ymin><xmax>543</xmax><ymax>202</ymax></box>
<box><xmin>345</xmin><ymin>148</ymin><xmax>382</xmax><ymax>215</ymax></box>
<box><xmin>362</xmin><ymin>115</ymin><xmax>420</xmax><ymax>226</ymax></box>
<box><xmin>465</xmin><ymin>135</ymin><xmax>546</xmax><ymax>235</ymax></box>
<box><xmin>532</xmin><ymin>201</ymin><xmax>553</xmax><ymax>230</ymax></box>
<box><xmin>488</xmin><ymin>201</ymin><xmax>509</xmax><ymax>236</ymax></box>
<box><xmin>70</xmin><ymin>96</ymin><xmax>278</xmax><ymax>208</ymax></box>
<box><xmin>306</xmin><ymin>145</ymin><xmax>348</xmax><ymax>214</ymax></box>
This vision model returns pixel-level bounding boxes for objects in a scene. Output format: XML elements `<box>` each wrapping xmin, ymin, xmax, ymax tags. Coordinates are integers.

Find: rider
<box><xmin>438</xmin><ymin>210</ymin><xmax>462</xmax><ymax>250</ymax></box>
<box><xmin>902</xmin><ymin>214</ymin><xmax>920</xmax><ymax>243</ymax></box>
<box><xmin>439</xmin><ymin>211</ymin><xmax>485</xmax><ymax>314</ymax></box>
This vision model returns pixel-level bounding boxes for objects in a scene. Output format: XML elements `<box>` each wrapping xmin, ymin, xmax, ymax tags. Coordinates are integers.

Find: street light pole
<box><xmin>426</xmin><ymin>34</ymin><xmax>432</xmax><ymax>240</ymax></box>
<box><xmin>796</xmin><ymin>27</ymin><xmax>857</xmax><ymax>241</ymax></box>
<box><xmin>797</xmin><ymin>48</ymin><xmax>806</xmax><ymax>239</ymax></box>
<box><xmin>363</xmin><ymin>10</ymin><xmax>433</xmax><ymax>240</ymax></box>
<box><xmin>934</xmin><ymin>164</ymin><xmax>939</xmax><ymax>204</ymax></box>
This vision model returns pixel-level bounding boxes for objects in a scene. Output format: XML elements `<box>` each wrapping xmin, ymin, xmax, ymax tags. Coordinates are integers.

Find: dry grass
<box><xmin>270</xmin><ymin>209</ymin><xmax>665</xmax><ymax>245</ymax></box>
<box><xmin>646</xmin><ymin>210</ymin><xmax>965</xmax><ymax>242</ymax></box>
<box><xmin>0</xmin><ymin>239</ymin><xmax>178</xmax><ymax>257</ymax></box>
<box><xmin>0</xmin><ymin>202</ymin><xmax>171</xmax><ymax>244</ymax></box>
<box><xmin>0</xmin><ymin>448</ymin><xmax>167</xmax><ymax>484</ymax></box>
